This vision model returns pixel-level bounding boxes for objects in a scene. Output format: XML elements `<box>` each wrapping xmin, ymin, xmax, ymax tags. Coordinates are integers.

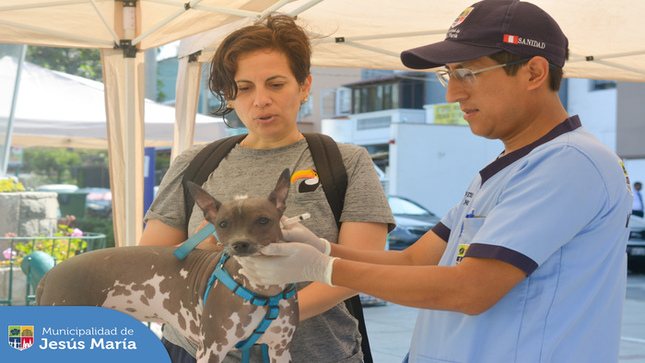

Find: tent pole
<box><xmin>1</xmin><ymin>44</ymin><xmax>26</xmax><ymax>176</ymax></box>
<box><xmin>122</xmin><ymin>0</ymin><xmax>142</xmax><ymax>246</ymax></box>
<box><xmin>287</xmin><ymin>0</ymin><xmax>324</xmax><ymax>17</ymax></box>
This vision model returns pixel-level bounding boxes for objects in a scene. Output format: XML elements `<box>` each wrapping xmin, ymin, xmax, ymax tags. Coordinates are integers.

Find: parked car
<box><xmin>37</xmin><ymin>184</ymin><xmax>112</xmax><ymax>218</ymax></box>
<box><xmin>36</xmin><ymin>184</ymin><xmax>79</xmax><ymax>193</ymax></box>
<box><xmin>387</xmin><ymin>196</ymin><xmax>441</xmax><ymax>251</ymax></box>
<box><xmin>627</xmin><ymin>216</ymin><xmax>645</xmax><ymax>273</ymax></box>
<box><xmin>362</xmin><ymin>195</ymin><xmax>441</xmax><ymax>306</ymax></box>
<box><xmin>80</xmin><ymin>187</ymin><xmax>112</xmax><ymax>218</ymax></box>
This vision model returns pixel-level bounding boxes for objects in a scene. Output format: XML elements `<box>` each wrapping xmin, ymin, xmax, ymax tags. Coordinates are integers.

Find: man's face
<box><xmin>443</xmin><ymin>56</ymin><xmax>528</xmax><ymax>145</ymax></box>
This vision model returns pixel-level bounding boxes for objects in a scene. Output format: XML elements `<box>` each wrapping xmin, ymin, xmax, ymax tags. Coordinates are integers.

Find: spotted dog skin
<box><xmin>37</xmin><ymin>169</ymin><xmax>298</xmax><ymax>363</ymax></box>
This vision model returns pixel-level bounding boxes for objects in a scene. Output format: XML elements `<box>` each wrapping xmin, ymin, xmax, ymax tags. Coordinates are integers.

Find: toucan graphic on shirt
<box><xmin>291</xmin><ymin>168</ymin><xmax>320</xmax><ymax>192</ymax></box>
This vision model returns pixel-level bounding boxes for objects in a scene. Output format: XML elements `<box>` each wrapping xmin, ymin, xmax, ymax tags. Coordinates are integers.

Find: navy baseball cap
<box><xmin>401</xmin><ymin>0</ymin><xmax>568</xmax><ymax>69</ymax></box>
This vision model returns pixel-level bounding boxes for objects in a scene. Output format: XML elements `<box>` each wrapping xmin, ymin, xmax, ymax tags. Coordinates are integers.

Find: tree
<box><xmin>21</xmin><ymin>148</ymin><xmax>108</xmax><ymax>185</ymax></box>
<box><xmin>25</xmin><ymin>45</ymin><xmax>169</xmax><ymax>102</ymax></box>
<box><xmin>26</xmin><ymin>46</ymin><xmax>102</xmax><ymax>82</ymax></box>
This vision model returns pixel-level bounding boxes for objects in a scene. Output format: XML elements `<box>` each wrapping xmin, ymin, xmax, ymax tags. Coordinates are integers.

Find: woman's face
<box><xmin>230</xmin><ymin>49</ymin><xmax>311</xmax><ymax>141</ymax></box>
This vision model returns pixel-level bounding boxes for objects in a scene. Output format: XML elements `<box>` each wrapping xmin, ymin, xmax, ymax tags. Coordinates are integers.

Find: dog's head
<box><xmin>187</xmin><ymin>169</ymin><xmax>290</xmax><ymax>256</ymax></box>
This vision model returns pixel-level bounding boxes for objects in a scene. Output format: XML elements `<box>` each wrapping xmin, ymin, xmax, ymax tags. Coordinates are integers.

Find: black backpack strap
<box><xmin>303</xmin><ymin>133</ymin><xmax>347</xmax><ymax>228</ymax></box>
<box><xmin>303</xmin><ymin>133</ymin><xmax>373</xmax><ymax>363</ymax></box>
<box><xmin>182</xmin><ymin>134</ymin><xmax>247</xmax><ymax>222</ymax></box>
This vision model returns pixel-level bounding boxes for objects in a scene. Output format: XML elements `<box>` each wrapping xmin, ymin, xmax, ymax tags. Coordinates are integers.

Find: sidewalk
<box><xmin>363</xmin><ymin>298</ymin><xmax>645</xmax><ymax>362</ymax></box>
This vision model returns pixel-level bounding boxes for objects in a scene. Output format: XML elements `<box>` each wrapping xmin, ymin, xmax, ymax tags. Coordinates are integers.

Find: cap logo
<box><xmin>451</xmin><ymin>7</ymin><xmax>473</xmax><ymax>28</ymax></box>
<box><xmin>503</xmin><ymin>34</ymin><xmax>546</xmax><ymax>49</ymax></box>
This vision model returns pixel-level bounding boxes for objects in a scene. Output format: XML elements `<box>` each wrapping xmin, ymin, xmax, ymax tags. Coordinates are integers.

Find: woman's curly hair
<box><xmin>208</xmin><ymin>14</ymin><xmax>311</xmax><ymax>116</ymax></box>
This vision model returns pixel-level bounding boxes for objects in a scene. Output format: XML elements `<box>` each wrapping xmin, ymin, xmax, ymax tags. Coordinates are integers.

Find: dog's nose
<box><xmin>231</xmin><ymin>241</ymin><xmax>251</xmax><ymax>253</ymax></box>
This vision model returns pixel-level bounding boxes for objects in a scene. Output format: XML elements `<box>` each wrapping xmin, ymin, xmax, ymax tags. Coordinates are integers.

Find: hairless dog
<box><xmin>37</xmin><ymin>169</ymin><xmax>298</xmax><ymax>363</ymax></box>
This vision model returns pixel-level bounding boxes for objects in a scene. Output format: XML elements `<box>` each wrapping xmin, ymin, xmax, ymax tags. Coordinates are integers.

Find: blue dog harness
<box><xmin>174</xmin><ymin>223</ymin><xmax>297</xmax><ymax>363</ymax></box>
<box><xmin>173</xmin><ymin>223</ymin><xmax>217</xmax><ymax>260</ymax></box>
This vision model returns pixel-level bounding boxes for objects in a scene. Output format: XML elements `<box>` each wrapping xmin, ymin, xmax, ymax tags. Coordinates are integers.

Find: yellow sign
<box><xmin>434</xmin><ymin>103</ymin><xmax>467</xmax><ymax>125</ymax></box>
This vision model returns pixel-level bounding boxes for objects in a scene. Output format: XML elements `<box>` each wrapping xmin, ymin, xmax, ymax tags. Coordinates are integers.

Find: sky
<box><xmin>156</xmin><ymin>41</ymin><xmax>179</xmax><ymax>61</ymax></box>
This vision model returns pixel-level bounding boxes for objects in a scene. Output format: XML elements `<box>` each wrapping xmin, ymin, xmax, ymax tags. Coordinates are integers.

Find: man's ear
<box><xmin>525</xmin><ymin>56</ymin><xmax>550</xmax><ymax>91</ymax></box>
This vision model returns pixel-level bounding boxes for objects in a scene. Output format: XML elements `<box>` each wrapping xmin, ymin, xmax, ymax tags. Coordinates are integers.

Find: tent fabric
<box><xmin>0</xmin><ymin>0</ymin><xmax>285</xmax><ymax>50</ymax></box>
<box><xmin>0</xmin><ymin>56</ymin><xmax>226</xmax><ymax>149</ymax></box>
<box><xmin>1</xmin><ymin>0</ymin><xmax>286</xmax><ymax>247</ymax></box>
<box><xmin>2</xmin><ymin>0</ymin><xmax>645</xmax><ymax>246</ymax></box>
<box><xmin>102</xmin><ymin>48</ymin><xmax>147</xmax><ymax>247</ymax></box>
<box><xmin>0</xmin><ymin>55</ymin><xmax>226</xmax><ymax>247</ymax></box>
<box><xmin>179</xmin><ymin>0</ymin><xmax>645</xmax><ymax>82</ymax></box>
<box><xmin>172</xmin><ymin>56</ymin><xmax>204</xmax><ymax>161</ymax></box>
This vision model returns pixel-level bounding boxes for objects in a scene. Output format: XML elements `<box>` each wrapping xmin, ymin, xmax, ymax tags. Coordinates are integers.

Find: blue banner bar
<box><xmin>1</xmin><ymin>306</ymin><xmax>170</xmax><ymax>362</ymax></box>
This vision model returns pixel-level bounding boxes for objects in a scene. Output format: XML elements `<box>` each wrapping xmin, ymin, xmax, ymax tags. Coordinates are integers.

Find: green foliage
<box><xmin>21</xmin><ymin>147</ymin><xmax>108</xmax><ymax>185</ymax></box>
<box><xmin>2</xmin><ymin>224</ymin><xmax>87</xmax><ymax>266</ymax></box>
<box><xmin>26</xmin><ymin>46</ymin><xmax>102</xmax><ymax>82</ymax></box>
<box><xmin>155</xmin><ymin>150</ymin><xmax>171</xmax><ymax>171</ymax></box>
<box><xmin>0</xmin><ymin>179</ymin><xmax>25</xmax><ymax>192</ymax></box>
<box><xmin>157</xmin><ymin>78</ymin><xmax>167</xmax><ymax>102</ymax></box>
<box><xmin>75</xmin><ymin>217</ymin><xmax>115</xmax><ymax>248</ymax></box>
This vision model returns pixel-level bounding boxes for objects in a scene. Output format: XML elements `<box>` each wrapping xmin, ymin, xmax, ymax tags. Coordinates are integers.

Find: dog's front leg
<box><xmin>196</xmin><ymin>340</ymin><xmax>229</xmax><ymax>363</ymax></box>
<box><xmin>196</xmin><ymin>330</ymin><xmax>232</xmax><ymax>363</ymax></box>
<box><xmin>261</xmin><ymin>315</ymin><xmax>295</xmax><ymax>363</ymax></box>
<box><xmin>268</xmin><ymin>345</ymin><xmax>292</xmax><ymax>363</ymax></box>
<box><xmin>196</xmin><ymin>317</ymin><xmax>235</xmax><ymax>363</ymax></box>
<box><xmin>197</xmin><ymin>291</ymin><xmax>248</xmax><ymax>363</ymax></box>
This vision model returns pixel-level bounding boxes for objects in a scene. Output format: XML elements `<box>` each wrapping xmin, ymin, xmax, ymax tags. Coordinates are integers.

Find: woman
<box><xmin>139</xmin><ymin>14</ymin><xmax>394</xmax><ymax>362</ymax></box>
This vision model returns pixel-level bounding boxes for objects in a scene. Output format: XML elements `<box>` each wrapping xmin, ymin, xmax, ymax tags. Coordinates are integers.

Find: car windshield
<box><xmin>389</xmin><ymin>197</ymin><xmax>433</xmax><ymax>216</ymax></box>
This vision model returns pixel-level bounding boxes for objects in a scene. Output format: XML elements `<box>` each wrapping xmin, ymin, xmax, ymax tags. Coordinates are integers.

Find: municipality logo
<box><xmin>8</xmin><ymin>325</ymin><xmax>34</xmax><ymax>351</ymax></box>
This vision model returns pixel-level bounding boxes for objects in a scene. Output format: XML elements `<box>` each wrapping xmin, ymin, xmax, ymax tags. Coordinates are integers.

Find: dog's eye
<box><xmin>219</xmin><ymin>221</ymin><xmax>229</xmax><ymax>228</ymax></box>
<box><xmin>258</xmin><ymin>217</ymin><xmax>269</xmax><ymax>225</ymax></box>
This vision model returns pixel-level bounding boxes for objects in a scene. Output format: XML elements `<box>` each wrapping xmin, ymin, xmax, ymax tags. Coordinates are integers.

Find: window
<box><xmin>349</xmin><ymin>77</ymin><xmax>423</xmax><ymax>113</ymax></box>
<box><xmin>590</xmin><ymin>80</ymin><xmax>616</xmax><ymax>91</ymax></box>
<box><xmin>336</xmin><ymin>87</ymin><xmax>351</xmax><ymax>115</ymax></box>
<box><xmin>298</xmin><ymin>96</ymin><xmax>312</xmax><ymax>118</ymax></box>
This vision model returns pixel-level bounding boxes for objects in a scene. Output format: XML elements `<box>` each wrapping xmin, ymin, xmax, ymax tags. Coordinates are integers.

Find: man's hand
<box><xmin>281</xmin><ymin>219</ymin><xmax>331</xmax><ymax>255</ymax></box>
<box><xmin>236</xmin><ymin>243</ymin><xmax>337</xmax><ymax>286</ymax></box>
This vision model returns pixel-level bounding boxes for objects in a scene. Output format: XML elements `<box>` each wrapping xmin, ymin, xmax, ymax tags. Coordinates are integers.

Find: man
<box><xmin>633</xmin><ymin>181</ymin><xmax>643</xmax><ymax>217</ymax></box>
<box><xmin>238</xmin><ymin>0</ymin><xmax>633</xmax><ymax>361</ymax></box>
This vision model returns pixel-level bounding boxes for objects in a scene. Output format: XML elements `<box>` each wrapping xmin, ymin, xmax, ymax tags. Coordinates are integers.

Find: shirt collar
<box><xmin>480</xmin><ymin>115</ymin><xmax>582</xmax><ymax>185</ymax></box>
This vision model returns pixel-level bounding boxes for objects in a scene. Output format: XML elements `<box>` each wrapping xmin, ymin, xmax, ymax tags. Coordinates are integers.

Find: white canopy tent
<box><xmin>0</xmin><ymin>56</ymin><xmax>226</xmax><ymax>149</ymax></box>
<box><xmin>0</xmin><ymin>0</ymin><xmax>289</xmax><ymax>246</ymax></box>
<box><xmin>176</xmin><ymin>0</ymin><xmax>645</xmax><ymax>173</ymax></box>
<box><xmin>181</xmin><ymin>0</ymin><xmax>645</xmax><ymax>79</ymax></box>
<box><xmin>1</xmin><ymin>0</ymin><xmax>644</xmax><ymax>246</ymax></box>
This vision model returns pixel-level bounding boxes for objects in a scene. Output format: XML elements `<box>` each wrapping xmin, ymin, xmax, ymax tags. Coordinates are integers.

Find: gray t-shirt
<box><xmin>145</xmin><ymin>138</ymin><xmax>395</xmax><ymax>362</ymax></box>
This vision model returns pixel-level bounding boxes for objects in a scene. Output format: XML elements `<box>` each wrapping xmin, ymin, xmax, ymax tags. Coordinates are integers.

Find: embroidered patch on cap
<box><xmin>503</xmin><ymin>34</ymin><xmax>547</xmax><ymax>49</ymax></box>
<box><xmin>504</xmin><ymin>34</ymin><xmax>519</xmax><ymax>44</ymax></box>
<box><xmin>451</xmin><ymin>7</ymin><xmax>473</xmax><ymax>28</ymax></box>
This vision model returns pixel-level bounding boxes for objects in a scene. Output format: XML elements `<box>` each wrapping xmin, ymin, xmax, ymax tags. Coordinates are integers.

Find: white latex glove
<box><xmin>237</xmin><ymin>243</ymin><xmax>338</xmax><ymax>286</ymax></box>
<box><xmin>281</xmin><ymin>218</ymin><xmax>331</xmax><ymax>256</ymax></box>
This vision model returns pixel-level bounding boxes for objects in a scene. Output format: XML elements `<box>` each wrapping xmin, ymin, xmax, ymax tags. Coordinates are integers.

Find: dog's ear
<box><xmin>268</xmin><ymin>169</ymin><xmax>290</xmax><ymax>213</ymax></box>
<box><xmin>187</xmin><ymin>181</ymin><xmax>222</xmax><ymax>223</ymax></box>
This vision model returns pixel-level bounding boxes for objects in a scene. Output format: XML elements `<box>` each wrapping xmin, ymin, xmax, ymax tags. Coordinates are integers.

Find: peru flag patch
<box><xmin>504</xmin><ymin>34</ymin><xmax>519</xmax><ymax>44</ymax></box>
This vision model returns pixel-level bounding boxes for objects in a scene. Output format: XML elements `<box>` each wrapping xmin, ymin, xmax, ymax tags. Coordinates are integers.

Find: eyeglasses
<box><xmin>435</xmin><ymin>59</ymin><xmax>529</xmax><ymax>88</ymax></box>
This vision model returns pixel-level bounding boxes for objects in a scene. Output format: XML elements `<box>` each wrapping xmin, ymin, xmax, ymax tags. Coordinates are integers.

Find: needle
<box><xmin>281</xmin><ymin>213</ymin><xmax>311</xmax><ymax>227</ymax></box>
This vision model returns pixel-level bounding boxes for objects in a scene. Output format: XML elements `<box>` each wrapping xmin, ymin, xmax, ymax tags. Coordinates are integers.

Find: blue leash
<box><xmin>173</xmin><ymin>223</ymin><xmax>217</xmax><ymax>260</ymax></box>
<box><xmin>173</xmin><ymin>225</ymin><xmax>296</xmax><ymax>362</ymax></box>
